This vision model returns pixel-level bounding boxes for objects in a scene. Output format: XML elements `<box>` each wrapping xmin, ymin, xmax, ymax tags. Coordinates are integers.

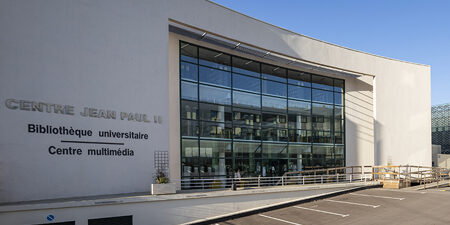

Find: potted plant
<box><xmin>151</xmin><ymin>170</ymin><xmax>176</xmax><ymax>195</ymax></box>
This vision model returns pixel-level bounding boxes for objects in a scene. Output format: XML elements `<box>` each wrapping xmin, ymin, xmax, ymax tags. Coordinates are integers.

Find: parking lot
<box><xmin>217</xmin><ymin>187</ymin><xmax>450</xmax><ymax>225</ymax></box>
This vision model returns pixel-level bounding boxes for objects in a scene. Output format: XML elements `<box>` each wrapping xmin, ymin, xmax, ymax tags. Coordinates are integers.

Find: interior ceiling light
<box><xmin>234</xmin><ymin>43</ymin><xmax>241</xmax><ymax>49</ymax></box>
<box><xmin>245</xmin><ymin>60</ymin><xmax>253</xmax><ymax>65</ymax></box>
<box><xmin>180</xmin><ymin>43</ymin><xmax>189</xmax><ymax>49</ymax></box>
<box><xmin>214</xmin><ymin>52</ymin><xmax>223</xmax><ymax>58</ymax></box>
<box><xmin>200</xmin><ymin>32</ymin><xmax>207</xmax><ymax>39</ymax></box>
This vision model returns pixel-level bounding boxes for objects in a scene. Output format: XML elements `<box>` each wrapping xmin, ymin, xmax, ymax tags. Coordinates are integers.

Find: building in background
<box><xmin>432</xmin><ymin>103</ymin><xmax>450</xmax><ymax>153</ymax></box>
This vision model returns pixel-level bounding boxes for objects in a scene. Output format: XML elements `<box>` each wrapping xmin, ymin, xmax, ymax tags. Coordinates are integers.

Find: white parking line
<box><xmin>350</xmin><ymin>193</ymin><xmax>405</xmax><ymax>200</ymax></box>
<box><xmin>293</xmin><ymin>206</ymin><xmax>349</xmax><ymax>217</ymax></box>
<box><xmin>324</xmin><ymin>199</ymin><xmax>380</xmax><ymax>208</ymax></box>
<box><xmin>259</xmin><ymin>214</ymin><xmax>302</xmax><ymax>225</ymax></box>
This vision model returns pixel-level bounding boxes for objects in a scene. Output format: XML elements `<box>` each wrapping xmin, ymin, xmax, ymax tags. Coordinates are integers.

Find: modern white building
<box><xmin>0</xmin><ymin>0</ymin><xmax>431</xmax><ymax>223</ymax></box>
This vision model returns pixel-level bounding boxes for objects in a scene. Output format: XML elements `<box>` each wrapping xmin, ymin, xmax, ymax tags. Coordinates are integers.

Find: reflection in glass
<box><xmin>288</xmin><ymin>100</ymin><xmax>311</xmax><ymax>130</ymax></box>
<box><xmin>289</xmin><ymin>144</ymin><xmax>311</xmax><ymax>171</ymax></box>
<box><xmin>262</xmin><ymin>143</ymin><xmax>287</xmax><ymax>158</ymax></box>
<box><xmin>262</xmin><ymin>64</ymin><xmax>286</xmax><ymax>82</ymax></box>
<box><xmin>262</xmin><ymin>128</ymin><xmax>288</xmax><ymax>142</ymax></box>
<box><xmin>234</xmin><ymin>142</ymin><xmax>262</xmax><ymax>158</ymax></box>
<box><xmin>180</xmin><ymin>42</ymin><xmax>198</xmax><ymax>63</ymax></box>
<box><xmin>262</xmin><ymin>96</ymin><xmax>287</xmax><ymax>112</ymax></box>
<box><xmin>262</xmin><ymin>112</ymin><xmax>287</xmax><ymax>128</ymax></box>
<box><xmin>181</xmin><ymin>81</ymin><xmax>198</xmax><ymax>101</ymax></box>
<box><xmin>233</xmin><ymin>108</ymin><xmax>261</xmax><ymax>126</ymax></box>
<box><xmin>334</xmin><ymin>79</ymin><xmax>344</xmax><ymax>92</ymax></box>
<box><xmin>289</xmin><ymin>130</ymin><xmax>311</xmax><ymax>143</ymax></box>
<box><xmin>199</xmin><ymin>85</ymin><xmax>231</xmax><ymax>105</ymax></box>
<box><xmin>313</xmin><ymin>131</ymin><xmax>332</xmax><ymax>143</ymax></box>
<box><xmin>199</xmin><ymin>121</ymin><xmax>232</xmax><ymax>139</ymax></box>
<box><xmin>312</xmin><ymin>75</ymin><xmax>333</xmax><ymax>91</ymax></box>
<box><xmin>233</xmin><ymin>126</ymin><xmax>261</xmax><ymax>140</ymax></box>
<box><xmin>233</xmin><ymin>73</ymin><xmax>260</xmax><ymax>93</ymax></box>
<box><xmin>199</xmin><ymin>48</ymin><xmax>230</xmax><ymax>70</ymax></box>
<box><xmin>232</xmin><ymin>57</ymin><xmax>260</xmax><ymax>77</ymax></box>
<box><xmin>181</xmin><ymin>120</ymin><xmax>198</xmax><ymax>137</ymax></box>
<box><xmin>262</xmin><ymin>80</ymin><xmax>287</xmax><ymax>97</ymax></box>
<box><xmin>181</xmin><ymin>100</ymin><xmax>198</xmax><ymax>120</ymax></box>
<box><xmin>200</xmin><ymin>140</ymin><xmax>232</xmax><ymax>158</ymax></box>
<box><xmin>199</xmin><ymin>66</ymin><xmax>231</xmax><ymax>87</ymax></box>
<box><xmin>312</xmin><ymin>89</ymin><xmax>333</xmax><ymax>104</ymax></box>
<box><xmin>288</xmin><ymin>70</ymin><xmax>311</xmax><ymax>87</ymax></box>
<box><xmin>181</xmin><ymin>62</ymin><xmax>198</xmax><ymax>81</ymax></box>
<box><xmin>312</xmin><ymin>103</ymin><xmax>333</xmax><ymax>131</ymax></box>
<box><xmin>233</xmin><ymin>91</ymin><xmax>261</xmax><ymax>109</ymax></box>
<box><xmin>288</xmin><ymin>85</ymin><xmax>311</xmax><ymax>101</ymax></box>
<box><xmin>199</xmin><ymin>103</ymin><xmax>231</xmax><ymax>123</ymax></box>
<box><xmin>335</xmin><ymin>92</ymin><xmax>343</xmax><ymax>105</ymax></box>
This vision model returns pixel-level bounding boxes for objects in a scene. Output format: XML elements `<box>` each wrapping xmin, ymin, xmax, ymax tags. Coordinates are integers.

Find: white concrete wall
<box><xmin>0</xmin><ymin>0</ymin><xmax>431</xmax><ymax>203</ymax></box>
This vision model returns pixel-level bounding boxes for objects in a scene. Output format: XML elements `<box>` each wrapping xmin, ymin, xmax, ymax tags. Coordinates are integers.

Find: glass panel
<box><xmin>233</xmin><ymin>142</ymin><xmax>262</xmax><ymax>158</ymax></box>
<box><xmin>262</xmin><ymin>96</ymin><xmax>287</xmax><ymax>113</ymax></box>
<box><xmin>335</xmin><ymin>119</ymin><xmax>344</xmax><ymax>133</ymax></box>
<box><xmin>263</xmin><ymin>158</ymin><xmax>288</xmax><ymax>176</ymax></box>
<box><xmin>334</xmin><ymin>92</ymin><xmax>344</xmax><ymax>105</ymax></box>
<box><xmin>288</xmin><ymin>100</ymin><xmax>311</xmax><ymax>130</ymax></box>
<box><xmin>233</xmin><ymin>73</ymin><xmax>260</xmax><ymax>93</ymax></box>
<box><xmin>233</xmin><ymin>126</ymin><xmax>261</xmax><ymax>140</ymax></box>
<box><xmin>199</xmin><ymin>157</ymin><xmax>232</xmax><ymax>177</ymax></box>
<box><xmin>335</xmin><ymin>106</ymin><xmax>344</xmax><ymax>120</ymax></box>
<box><xmin>182</xmin><ymin>138</ymin><xmax>199</xmax><ymax>158</ymax></box>
<box><xmin>200</xmin><ymin>140</ymin><xmax>232</xmax><ymax>158</ymax></box>
<box><xmin>289</xmin><ymin>145</ymin><xmax>311</xmax><ymax>171</ymax></box>
<box><xmin>312</xmin><ymin>75</ymin><xmax>333</xmax><ymax>91</ymax></box>
<box><xmin>180</xmin><ymin>62</ymin><xmax>198</xmax><ymax>81</ymax></box>
<box><xmin>312</xmin><ymin>103</ymin><xmax>333</xmax><ymax>131</ymax></box>
<box><xmin>334</xmin><ymin>79</ymin><xmax>344</xmax><ymax>92</ymax></box>
<box><xmin>313</xmin><ymin>130</ymin><xmax>333</xmax><ymax>143</ymax></box>
<box><xmin>262</xmin><ymin>64</ymin><xmax>286</xmax><ymax>82</ymax></box>
<box><xmin>181</xmin><ymin>100</ymin><xmax>198</xmax><ymax>120</ymax></box>
<box><xmin>199</xmin><ymin>66</ymin><xmax>231</xmax><ymax>87</ymax></box>
<box><xmin>235</xmin><ymin>158</ymin><xmax>261</xmax><ymax>177</ymax></box>
<box><xmin>181</xmin><ymin>81</ymin><xmax>198</xmax><ymax>101</ymax></box>
<box><xmin>181</xmin><ymin>120</ymin><xmax>198</xmax><ymax>137</ymax></box>
<box><xmin>312</xmin><ymin>89</ymin><xmax>333</xmax><ymax>104</ymax></box>
<box><xmin>312</xmin><ymin>145</ymin><xmax>334</xmax><ymax>168</ymax></box>
<box><xmin>262</xmin><ymin>128</ymin><xmax>288</xmax><ymax>142</ymax></box>
<box><xmin>288</xmin><ymin>85</ymin><xmax>311</xmax><ymax>101</ymax></box>
<box><xmin>233</xmin><ymin>91</ymin><xmax>261</xmax><ymax>109</ymax></box>
<box><xmin>199</xmin><ymin>85</ymin><xmax>231</xmax><ymax>105</ymax></box>
<box><xmin>262</xmin><ymin>112</ymin><xmax>287</xmax><ymax>128</ymax></box>
<box><xmin>199</xmin><ymin>121</ymin><xmax>232</xmax><ymax>139</ymax></box>
<box><xmin>232</xmin><ymin>57</ymin><xmax>260</xmax><ymax>77</ymax></box>
<box><xmin>180</xmin><ymin>42</ymin><xmax>197</xmax><ymax>63</ymax></box>
<box><xmin>262</xmin><ymin>80</ymin><xmax>287</xmax><ymax>97</ymax></box>
<box><xmin>262</xmin><ymin>143</ymin><xmax>287</xmax><ymax>158</ymax></box>
<box><xmin>288</xmin><ymin>130</ymin><xmax>311</xmax><ymax>143</ymax></box>
<box><xmin>233</xmin><ymin>108</ymin><xmax>261</xmax><ymax>126</ymax></box>
<box><xmin>335</xmin><ymin>132</ymin><xmax>344</xmax><ymax>144</ymax></box>
<box><xmin>199</xmin><ymin>48</ymin><xmax>231</xmax><ymax>71</ymax></box>
<box><xmin>335</xmin><ymin>145</ymin><xmax>344</xmax><ymax>158</ymax></box>
<box><xmin>288</xmin><ymin>70</ymin><xmax>311</xmax><ymax>87</ymax></box>
<box><xmin>199</xmin><ymin>103</ymin><xmax>231</xmax><ymax>123</ymax></box>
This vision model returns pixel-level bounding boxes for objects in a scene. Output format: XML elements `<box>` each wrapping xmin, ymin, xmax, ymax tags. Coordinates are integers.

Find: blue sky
<box><xmin>213</xmin><ymin>0</ymin><xmax>450</xmax><ymax>105</ymax></box>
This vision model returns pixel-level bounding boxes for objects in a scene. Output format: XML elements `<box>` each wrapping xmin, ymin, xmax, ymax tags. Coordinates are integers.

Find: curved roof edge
<box><xmin>207</xmin><ymin>0</ymin><xmax>430</xmax><ymax>68</ymax></box>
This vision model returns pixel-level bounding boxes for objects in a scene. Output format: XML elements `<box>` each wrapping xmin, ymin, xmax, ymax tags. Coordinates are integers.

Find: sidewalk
<box><xmin>0</xmin><ymin>181</ymin><xmax>379</xmax><ymax>225</ymax></box>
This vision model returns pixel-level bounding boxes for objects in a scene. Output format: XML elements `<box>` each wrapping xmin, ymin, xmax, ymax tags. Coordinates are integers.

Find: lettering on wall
<box><xmin>4</xmin><ymin>98</ymin><xmax>163</xmax><ymax>158</ymax></box>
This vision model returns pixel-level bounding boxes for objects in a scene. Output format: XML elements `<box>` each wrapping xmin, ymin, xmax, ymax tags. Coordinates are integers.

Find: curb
<box><xmin>183</xmin><ymin>184</ymin><xmax>381</xmax><ymax>225</ymax></box>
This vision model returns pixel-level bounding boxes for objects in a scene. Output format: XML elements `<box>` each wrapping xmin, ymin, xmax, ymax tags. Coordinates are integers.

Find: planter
<box><xmin>151</xmin><ymin>183</ymin><xmax>176</xmax><ymax>195</ymax></box>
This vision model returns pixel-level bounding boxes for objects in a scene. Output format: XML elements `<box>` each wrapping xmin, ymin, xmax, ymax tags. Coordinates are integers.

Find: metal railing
<box><xmin>172</xmin><ymin>173</ymin><xmax>371</xmax><ymax>190</ymax></box>
<box><xmin>171</xmin><ymin>165</ymin><xmax>450</xmax><ymax>190</ymax></box>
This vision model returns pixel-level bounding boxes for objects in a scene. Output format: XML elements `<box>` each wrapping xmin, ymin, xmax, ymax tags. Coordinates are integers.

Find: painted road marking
<box><xmin>324</xmin><ymin>199</ymin><xmax>380</xmax><ymax>208</ymax></box>
<box><xmin>259</xmin><ymin>214</ymin><xmax>302</xmax><ymax>225</ymax></box>
<box><xmin>293</xmin><ymin>206</ymin><xmax>349</xmax><ymax>217</ymax></box>
<box><xmin>350</xmin><ymin>193</ymin><xmax>405</xmax><ymax>200</ymax></box>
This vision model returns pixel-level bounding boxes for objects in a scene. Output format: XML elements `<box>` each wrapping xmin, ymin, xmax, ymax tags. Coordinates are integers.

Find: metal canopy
<box><xmin>169</xmin><ymin>21</ymin><xmax>373</xmax><ymax>78</ymax></box>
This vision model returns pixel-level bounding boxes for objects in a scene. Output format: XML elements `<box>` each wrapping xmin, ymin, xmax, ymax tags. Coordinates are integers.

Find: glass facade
<box><xmin>432</xmin><ymin>103</ymin><xmax>450</xmax><ymax>154</ymax></box>
<box><xmin>180</xmin><ymin>41</ymin><xmax>345</xmax><ymax>179</ymax></box>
